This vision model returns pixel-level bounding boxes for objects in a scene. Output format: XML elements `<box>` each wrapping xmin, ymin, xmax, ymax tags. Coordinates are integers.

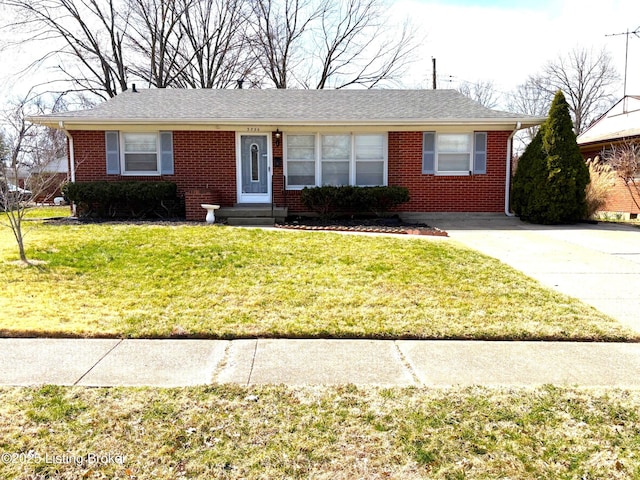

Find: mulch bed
<box><xmin>276</xmin><ymin>216</ymin><xmax>448</xmax><ymax>236</ymax></box>
<box><xmin>39</xmin><ymin>215</ymin><xmax>449</xmax><ymax>236</ymax></box>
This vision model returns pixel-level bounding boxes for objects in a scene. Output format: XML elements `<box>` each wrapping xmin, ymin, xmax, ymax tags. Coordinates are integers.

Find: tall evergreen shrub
<box><xmin>512</xmin><ymin>90</ymin><xmax>590</xmax><ymax>224</ymax></box>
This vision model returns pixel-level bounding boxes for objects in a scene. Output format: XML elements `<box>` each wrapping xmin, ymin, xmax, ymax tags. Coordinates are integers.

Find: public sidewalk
<box><xmin>1</xmin><ymin>215</ymin><xmax>639</xmax><ymax>388</ymax></box>
<box><xmin>2</xmin><ymin>338</ymin><xmax>640</xmax><ymax>388</ymax></box>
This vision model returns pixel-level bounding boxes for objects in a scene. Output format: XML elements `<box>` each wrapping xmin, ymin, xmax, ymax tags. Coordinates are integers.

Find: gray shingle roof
<box><xmin>33</xmin><ymin>89</ymin><xmax>545</xmax><ymax>127</ymax></box>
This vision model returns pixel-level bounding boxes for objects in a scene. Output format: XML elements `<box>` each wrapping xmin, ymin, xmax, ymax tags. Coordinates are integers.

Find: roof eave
<box><xmin>30</xmin><ymin>115</ymin><xmax>546</xmax><ymax>130</ymax></box>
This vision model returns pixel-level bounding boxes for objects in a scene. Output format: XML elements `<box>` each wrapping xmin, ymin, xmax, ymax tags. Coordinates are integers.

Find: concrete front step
<box><xmin>226</xmin><ymin>217</ymin><xmax>276</xmax><ymax>227</ymax></box>
<box><xmin>217</xmin><ymin>204</ymin><xmax>287</xmax><ymax>223</ymax></box>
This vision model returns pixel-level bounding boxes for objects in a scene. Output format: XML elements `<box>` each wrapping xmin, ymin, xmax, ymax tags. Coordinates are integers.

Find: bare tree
<box><xmin>173</xmin><ymin>0</ymin><xmax>253</xmax><ymax>88</ymax></box>
<box><xmin>2</xmin><ymin>0</ymin><xmax>131</xmax><ymax>99</ymax></box>
<box><xmin>308</xmin><ymin>0</ymin><xmax>416</xmax><ymax>89</ymax></box>
<box><xmin>507</xmin><ymin>77</ymin><xmax>552</xmax><ymax>150</ymax></box>
<box><xmin>521</xmin><ymin>47</ymin><xmax>619</xmax><ymax>134</ymax></box>
<box><xmin>1</xmin><ymin>92</ymin><xmax>66</xmax><ymax>264</ymax></box>
<box><xmin>247</xmin><ymin>0</ymin><xmax>323</xmax><ymax>89</ymax></box>
<box><xmin>508</xmin><ymin>77</ymin><xmax>551</xmax><ymax>119</ymax></box>
<box><xmin>126</xmin><ymin>0</ymin><xmax>189</xmax><ymax>88</ymax></box>
<box><xmin>457</xmin><ymin>80</ymin><xmax>500</xmax><ymax>108</ymax></box>
<box><xmin>4</xmin><ymin>0</ymin><xmax>419</xmax><ymax>94</ymax></box>
<box><xmin>248</xmin><ymin>0</ymin><xmax>417</xmax><ymax>89</ymax></box>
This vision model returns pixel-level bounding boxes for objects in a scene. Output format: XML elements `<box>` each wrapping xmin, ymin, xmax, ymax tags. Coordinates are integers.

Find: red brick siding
<box><xmin>386</xmin><ymin>131</ymin><xmax>509</xmax><ymax>212</ymax></box>
<box><xmin>71</xmin><ymin>129</ymin><xmax>511</xmax><ymax>214</ymax></box>
<box><xmin>72</xmin><ymin>131</ymin><xmax>111</xmax><ymax>181</ymax></box>
<box><xmin>602</xmin><ymin>178</ymin><xmax>640</xmax><ymax>214</ymax></box>
<box><xmin>184</xmin><ymin>189</ymin><xmax>216</xmax><ymax>221</ymax></box>
<box><xmin>173</xmin><ymin>130</ymin><xmax>236</xmax><ymax>205</ymax></box>
<box><xmin>70</xmin><ymin>130</ymin><xmax>237</xmax><ymax>207</ymax></box>
<box><xmin>581</xmin><ymin>142</ymin><xmax>640</xmax><ymax>215</ymax></box>
<box><xmin>272</xmin><ymin>131</ymin><xmax>286</xmax><ymax>206</ymax></box>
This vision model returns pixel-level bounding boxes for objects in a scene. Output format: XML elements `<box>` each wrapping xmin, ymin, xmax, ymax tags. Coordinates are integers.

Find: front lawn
<box><xmin>1</xmin><ymin>385</ymin><xmax>639</xmax><ymax>479</ymax></box>
<box><xmin>0</xmin><ymin>213</ymin><xmax>635</xmax><ymax>340</ymax></box>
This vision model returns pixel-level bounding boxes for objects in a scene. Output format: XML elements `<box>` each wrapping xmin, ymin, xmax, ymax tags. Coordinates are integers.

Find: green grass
<box><xmin>1</xmin><ymin>385</ymin><xmax>640</xmax><ymax>479</ymax></box>
<box><xmin>0</xmin><ymin>216</ymin><xmax>636</xmax><ymax>340</ymax></box>
<box><xmin>20</xmin><ymin>205</ymin><xmax>71</xmax><ymax>219</ymax></box>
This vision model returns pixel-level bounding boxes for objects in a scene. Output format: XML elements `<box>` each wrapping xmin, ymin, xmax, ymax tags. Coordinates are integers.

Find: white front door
<box><xmin>237</xmin><ymin>134</ymin><xmax>271</xmax><ymax>203</ymax></box>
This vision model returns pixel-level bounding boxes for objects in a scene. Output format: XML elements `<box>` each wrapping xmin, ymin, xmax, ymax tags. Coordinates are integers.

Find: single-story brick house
<box><xmin>14</xmin><ymin>157</ymin><xmax>69</xmax><ymax>203</ymax></box>
<box><xmin>578</xmin><ymin>95</ymin><xmax>640</xmax><ymax>219</ymax></box>
<box><xmin>31</xmin><ymin>89</ymin><xmax>545</xmax><ymax>221</ymax></box>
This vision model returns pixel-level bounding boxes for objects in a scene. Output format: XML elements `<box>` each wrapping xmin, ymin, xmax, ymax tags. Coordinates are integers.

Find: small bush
<box><xmin>585</xmin><ymin>157</ymin><xmax>616</xmax><ymax>218</ymax></box>
<box><xmin>62</xmin><ymin>181</ymin><xmax>182</xmax><ymax>218</ymax></box>
<box><xmin>300</xmin><ymin>186</ymin><xmax>410</xmax><ymax>217</ymax></box>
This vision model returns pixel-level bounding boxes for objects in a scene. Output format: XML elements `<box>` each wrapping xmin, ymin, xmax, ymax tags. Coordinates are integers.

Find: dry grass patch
<box><xmin>1</xmin><ymin>385</ymin><xmax>640</xmax><ymax>479</ymax></box>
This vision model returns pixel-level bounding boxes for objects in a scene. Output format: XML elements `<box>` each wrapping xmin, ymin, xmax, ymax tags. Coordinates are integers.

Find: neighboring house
<box><xmin>578</xmin><ymin>95</ymin><xmax>640</xmax><ymax>219</ymax></box>
<box><xmin>16</xmin><ymin>157</ymin><xmax>69</xmax><ymax>203</ymax></box>
<box><xmin>30</xmin><ymin>89</ymin><xmax>544</xmax><ymax>221</ymax></box>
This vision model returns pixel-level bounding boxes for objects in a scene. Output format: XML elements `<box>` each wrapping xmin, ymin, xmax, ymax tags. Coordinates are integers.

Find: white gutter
<box><xmin>505</xmin><ymin>121</ymin><xmax>522</xmax><ymax>217</ymax></box>
<box><xmin>59</xmin><ymin>121</ymin><xmax>77</xmax><ymax>216</ymax></box>
<box><xmin>30</xmin><ymin>116</ymin><xmax>547</xmax><ymax>130</ymax></box>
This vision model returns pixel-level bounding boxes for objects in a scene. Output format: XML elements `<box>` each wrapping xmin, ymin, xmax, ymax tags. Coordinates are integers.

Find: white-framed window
<box><xmin>422</xmin><ymin>132</ymin><xmax>487</xmax><ymax>175</ymax></box>
<box><xmin>286</xmin><ymin>134</ymin><xmax>316</xmax><ymax>187</ymax></box>
<box><xmin>105</xmin><ymin>131</ymin><xmax>174</xmax><ymax>176</ymax></box>
<box><xmin>355</xmin><ymin>134</ymin><xmax>385</xmax><ymax>186</ymax></box>
<box><xmin>285</xmin><ymin>133</ymin><xmax>387</xmax><ymax>188</ymax></box>
<box><xmin>123</xmin><ymin>133</ymin><xmax>159</xmax><ymax>174</ymax></box>
<box><xmin>321</xmin><ymin>135</ymin><xmax>350</xmax><ymax>186</ymax></box>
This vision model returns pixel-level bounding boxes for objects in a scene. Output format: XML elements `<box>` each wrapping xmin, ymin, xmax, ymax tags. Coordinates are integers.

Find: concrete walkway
<box><xmin>2</xmin><ymin>215</ymin><xmax>639</xmax><ymax>388</ymax></box>
<box><xmin>2</xmin><ymin>338</ymin><xmax>640</xmax><ymax>388</ymax></box>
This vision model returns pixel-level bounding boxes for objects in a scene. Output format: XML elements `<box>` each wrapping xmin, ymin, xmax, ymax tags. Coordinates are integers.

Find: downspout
<box><xmin>504</xmin><ymin>121</ymin><xmax>522</xmax><ymax>217</ymax></box>
<box><xmin>59</xmin><ymin>121</ymin><xmax>77</xmax><ymax>216</ymax></box>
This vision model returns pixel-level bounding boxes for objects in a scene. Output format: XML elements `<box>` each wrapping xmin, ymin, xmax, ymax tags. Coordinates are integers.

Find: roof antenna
<box><xmin>432</xmin><ymin>58</ymin><xmax>437</xmax><ymax>90</ymax></box>
<box><xmin>236</xmin><ymin>79</ymin><xmax>244</xmax><ymax>89</ymax></box>
<box><xmin>132</xmin><ymin>83</ymin><xmax>138</xmax><ymax>93</ymax></box>
<box><xmin>606</xmin><ymin>26</ymin><xmax>640</xmax><ymax>104</ymax></box>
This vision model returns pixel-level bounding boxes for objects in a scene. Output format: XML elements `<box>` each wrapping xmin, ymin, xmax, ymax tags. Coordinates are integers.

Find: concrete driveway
<box><xmin>421</xmin><ymin>214</ymin><xmax>640</xmax><ymax>333</ymax></box>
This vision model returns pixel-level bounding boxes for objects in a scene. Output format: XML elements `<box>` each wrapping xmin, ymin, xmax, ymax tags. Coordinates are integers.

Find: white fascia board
<box><xmin>31</xmin><ymin>117</ymin><xmax>546</xmax><ymax>132</ymax></box>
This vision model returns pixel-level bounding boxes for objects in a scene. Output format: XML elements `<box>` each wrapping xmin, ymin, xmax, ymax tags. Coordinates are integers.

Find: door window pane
<box><xmin>251</xmin><ymin>144</ymin><xmax>259</xmax><ymax>182</ymax></box>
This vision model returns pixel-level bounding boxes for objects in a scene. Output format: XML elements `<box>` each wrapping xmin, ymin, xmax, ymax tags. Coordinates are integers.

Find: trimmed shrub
<box><xmin>62</xmin><ymin>181</ymin><xmax>182</xmax><ymax>218</ymax></box>
<box><xmin>299</xmin><ymin>185</ymin><xmax>341</xmax><ymax>217</ymax></box>
<box><xmin>300</xmin><ymin>186</ymin><xmax>410</xmax><ymax>217</ymax></box>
